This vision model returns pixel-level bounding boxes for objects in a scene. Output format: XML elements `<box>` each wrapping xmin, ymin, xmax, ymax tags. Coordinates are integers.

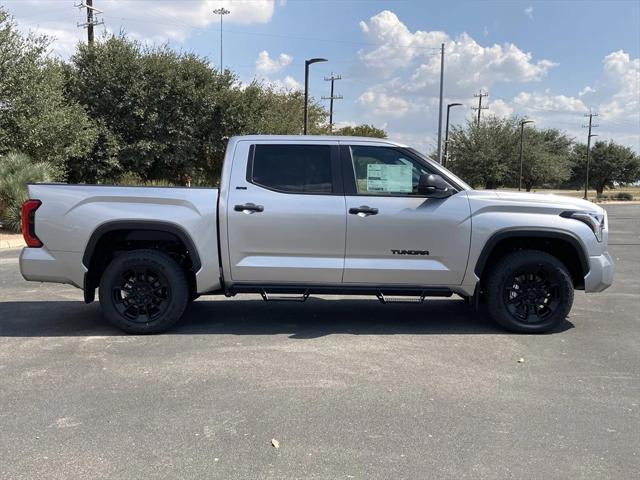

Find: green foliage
<box><xmin>332</xmin><ymin>124</ymin><xmax>387</xmax><ymax>138</ymax></box>
<box><xmin>0</xmin><ymin>9</ymin><xmax>94</xmax><ymax>175</ymax></box>
<box><xmin>65</xmin><ymin>37</ymin><xmax>239</xmax><ymax>184</ymax></box>
<box><xmin>0</xmin><ymin>152</ymin><xmax>55</xmax><ymax>232</ymax></box>
<box><xmin>447</xmin><ymin>117</ymin><xmax>575</xmax><ymax>190</ymax></box>
<box><xmin>569</xmin><ymin>141</ymin><xmax>640</xmax><ymax>195</ymax></box>
<box><xmin>611</xmin><ymin>192</ymin><xmax>634</xmax><ymax>201</ymax></box>
<box><xmin>62</xmin><ymin>37</ymin><xmax>333</xmax><ymax>185</ymax></box>
<box><xmin>447</xmin><ymin>117</ymin><xmax>519</xmax><ymax>189</ymax></box>
<box><xmin>115</xmin><ymin>172</ymin><xmax>176</xmax><ymax>187</ymax></box>
<box><xmin>511</xmin><ymin>127</ymin><xmax>573</xmax><ymax>191</ymax></box>
<box><xmin>238</xmin><ymin>81</ymin><xmax>327</xmax><ymax>136</ymax></box>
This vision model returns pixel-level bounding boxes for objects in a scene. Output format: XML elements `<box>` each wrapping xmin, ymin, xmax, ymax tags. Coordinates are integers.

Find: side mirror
<box><xmin>418</xmin><ymin>174</ymin><xmax>453</xmax><ymax>198</ymax></box>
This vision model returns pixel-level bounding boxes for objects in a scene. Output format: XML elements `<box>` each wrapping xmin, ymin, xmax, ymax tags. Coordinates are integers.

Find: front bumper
<box><xmin>584</xmin><ymin>252</ymin><xmax>614</xmax><ymax>293</ymax></box>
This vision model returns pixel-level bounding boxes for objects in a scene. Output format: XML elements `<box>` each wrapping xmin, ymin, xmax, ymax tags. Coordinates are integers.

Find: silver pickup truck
<box><xmin>19</xmin><ymin>135</ymin><xmax>614</xmax><ymax>334</ymax></box>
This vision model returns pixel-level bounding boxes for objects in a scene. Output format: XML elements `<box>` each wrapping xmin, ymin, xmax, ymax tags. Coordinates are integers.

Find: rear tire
<box><xmin>99</xmin><ymin>249</ymin><xmax>189</xmax><ymax>334</ymax></box>
<box><xmin>485</xmin><ymin>250</ymin><xmax>574</xmax><ymax>333</ymax></box>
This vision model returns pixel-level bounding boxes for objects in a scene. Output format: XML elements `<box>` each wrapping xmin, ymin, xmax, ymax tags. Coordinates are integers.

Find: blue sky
<box><xmin>3</xmin><ymin>0</ymin><xmax>639</xmax><ymax>152</ymax></box>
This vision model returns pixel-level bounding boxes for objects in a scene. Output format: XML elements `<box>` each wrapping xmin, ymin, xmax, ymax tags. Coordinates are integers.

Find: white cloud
<box><xmin>357</xmin><ymin>87</ymin><xmax>411</xmax><ymax>118</ymax></box>
<box><xmin>269</xmin><ymin>75</ymin><xmax>302</xmax><ymax>92</ymax></box>
<box><xmin>488</xmin><ymin>99</ymin><xmax>514</xmax><ymax>118</ymax></box>
<box><xmin>598</xmin><ymin>50</ymin><xmax>639</xmax><ymax>124</ymax></box>
<box><xmin>512</xmin><ymin>92</ymin><xmax>588</xmax><ymax>113</ymax></box>
<box><xmin>358</xmin><ymin>10</ymin><xmax>556</xmax><ymax>94</ymax></box>
<box><xmin>7</xmin><ymin>0</ymin><xmax>277</xmax><ymax>57</ymax></box>
<box><xmin>578</xmin><ymin>86</ymin><xmax>596</xmax><ymax>97</ymax></box>
<box><xmin>358</xmin><ymin>10</ymin><xmax>447</xmax><ymax>73</ymax></box>
<box><xmin>255</xmin><ymin>51</ymin><xmax>293</xmax><ymax>75</ymax></box>
<box><xmin>524</xmin><ymin>6</ymin><xmax>534</xmax><ymax>19</ymax></box>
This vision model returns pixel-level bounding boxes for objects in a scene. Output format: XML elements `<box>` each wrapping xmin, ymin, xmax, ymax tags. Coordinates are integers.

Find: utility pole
<box><xmin>472</xmin><ymin>90</ymin><xmax>489</xmax><ymax>125</ymax></box>
<box><xmin>518</xmin><ymin>119</ymin><xmax>534</xmax><ymax>191</ymax></box>
<box><xmin>322</xmin><ymin>74</ymin><xmax>343</xmax><ymax>133</ymax></box>
<box><xmin>212</xmin><ymin>8</ymin><xmax>231</xmax><ymax>72</ymax></box>
<box><xmin>436</xmin><ymin>43</ymin><xmax>445</xmax><ymax>164</ymax></box>
<box><xmin>303</xmin><ymin>58</ymin><xmax>327</xmax><ymax>135</ymax></box>
<box><xmin>76</xmin><ymin>0</ymin><xmax>104</xmax><ymax>45</ymax></box>
<box><xmin>583</xmin><ymin>111</ymin><xmax>599</xmax><ymax>200</ymax></box>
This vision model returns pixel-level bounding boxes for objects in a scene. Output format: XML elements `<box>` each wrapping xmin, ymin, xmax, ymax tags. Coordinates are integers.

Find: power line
<box><xmin>96</xmin><ymin>13</ymin><xmax>442</xmax><ymax>52</ymax></box>
<box><xmin>583</xmin><ymin>110</ymin><xmax>599</xmax><ymax>200</ymax></box>
<box><xmin>322</xmin><ymin>73</ymin><xmax>343</xmax><ymax>133</ymax></box>
<box><xmin>75</xmin><ymin>0</ymin><xmax>104</xmax><ymax>44</ymax></box>
<box><xmin>471</xmin><ymin>90</ymin><xmax>489</xmax><ymax>125</ymax></box>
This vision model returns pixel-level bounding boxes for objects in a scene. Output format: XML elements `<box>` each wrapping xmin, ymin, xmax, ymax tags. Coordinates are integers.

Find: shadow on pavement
<box><xmin>0</xmin><ymin>297</ymin><xmax>574</xmax><ymax>338</ymax></box>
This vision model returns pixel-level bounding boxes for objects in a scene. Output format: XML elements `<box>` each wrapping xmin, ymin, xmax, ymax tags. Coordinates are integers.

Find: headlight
<box><xmin>561</xmin><ymin>211</ymin><xmax>605</xmax><ymax>242</ymax></box>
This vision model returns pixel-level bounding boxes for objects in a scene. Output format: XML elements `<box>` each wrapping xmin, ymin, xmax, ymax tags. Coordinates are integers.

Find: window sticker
<box><xmin>366</xmin><ymin>164</ymin><xmax>413</xmax><ymax>193</ymax></box>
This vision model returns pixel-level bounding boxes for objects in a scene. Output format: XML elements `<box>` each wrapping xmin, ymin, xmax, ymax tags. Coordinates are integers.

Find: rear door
<box><xmin>342</xmin><ymin>144</ymin><xmax>471</xmax><ymax>286</ymax></box>
<box><xmin>226</xmin><ymin>141</ymin><xmax>346</xmax><ymax>284</ymax></box>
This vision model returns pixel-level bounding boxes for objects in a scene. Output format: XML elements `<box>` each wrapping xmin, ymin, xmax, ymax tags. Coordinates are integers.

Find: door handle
<box><xmin>234</xmin><ymin>203</ymin><xmax>264</xmax><ymax>213</ymax></box>
<box><xmin>349</xmin><ymin>205</ymin><xmax>378</xmax><ymax>216</ymax></box>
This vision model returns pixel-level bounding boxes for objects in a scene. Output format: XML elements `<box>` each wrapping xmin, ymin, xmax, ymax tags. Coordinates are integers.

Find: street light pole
<box><xmin>212</xmin><ymin>7</ymin><xmax>230</xmax><ymax>72</ymax></box>
<box><xmin>436</xmin><ymin>43</ymin><xmax>445</xmax><ymax>164</ymax></box>
<box><xmin>303</xmin><ymin>58</ymin><xmax>327</xmax><ymax>135</ymax></box>
<box><xmin>443</xmin><ymin>102</ymin><xmax>462</xmax><ymax>168</ymax></box>
<box><xmin>518</xmin><ymin>119</ymin><xmax>534</xmax><ymax>191</ymax></box>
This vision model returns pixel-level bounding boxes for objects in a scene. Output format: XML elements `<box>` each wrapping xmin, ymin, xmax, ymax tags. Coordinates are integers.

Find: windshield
<box><xmin>407</xmin><ymin>148</ymin><xmax>472</xmax><ymax>191</ymax></box>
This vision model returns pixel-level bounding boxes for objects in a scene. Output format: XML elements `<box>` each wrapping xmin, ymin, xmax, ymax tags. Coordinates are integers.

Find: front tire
<box><xmin>99</xmin><ymin>249</ymin><xmax>189</xmax><ymax>334</ymax></box>
<box><xmin>485</xmin><ymin>250</ymin><xmax>574</xmax><ymax>333</ymax></box>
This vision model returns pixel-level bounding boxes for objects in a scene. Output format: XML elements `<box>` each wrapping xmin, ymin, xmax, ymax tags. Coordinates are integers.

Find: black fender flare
<box><xmin>82</xmin><ymin>220</ymin><xmax>201</xmax><ymax>303</ymax></box>
<box><xmin>473</xmin><ymin>229</ymin><xmax>590</xmax><ymax>279</ymax></box>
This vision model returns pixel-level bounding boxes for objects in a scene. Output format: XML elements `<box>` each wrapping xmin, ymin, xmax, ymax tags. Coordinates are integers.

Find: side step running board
<box><xmin>376</xmin><ymin>291</ymin><xmax>426</xmax><ymax>304</ymax></box>
<box><xmin>227</xmin><ymin>284</ymin><xmax>453</xmax><ymax>300</ymax></box>
<box><xmin>260</xmin><ymin>289</ymin><xmax>310</xmax><ymax>302</ymax></box>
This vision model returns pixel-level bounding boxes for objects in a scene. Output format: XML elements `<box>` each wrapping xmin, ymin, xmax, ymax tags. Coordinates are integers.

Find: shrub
<box><xmin>0</xmin><ymin>153</ymin><xmax>55</xmax><ymax>232</ymax></box>
<box><xmin>611</xmin><ymin>191</ymin><xmax>634</xmax><ymax>201</ymax></box>
<box><xmin>115</xmin><ymin>172</ymin><xmax>176</xmax><ymax>187</ymax></box>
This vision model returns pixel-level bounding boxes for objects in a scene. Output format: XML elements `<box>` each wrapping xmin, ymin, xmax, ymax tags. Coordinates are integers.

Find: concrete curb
<box><xmin>597</xmin><ymin>201</ymin><xmax>640</xmax><ymax>205</ymax></box>
<box><xmin>0</xmin><ymin>234</ymin><xmax>25</xmax><ymax>249</ymax></box>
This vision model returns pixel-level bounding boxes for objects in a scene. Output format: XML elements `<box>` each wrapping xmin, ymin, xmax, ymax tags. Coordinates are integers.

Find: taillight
<box><xmin>21</xmin><ymin>199</ymin><xmax>42</xmax><ymax>247</ymax></box>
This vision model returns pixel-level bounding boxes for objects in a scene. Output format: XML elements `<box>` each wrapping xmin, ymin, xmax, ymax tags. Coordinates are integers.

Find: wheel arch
<box><xmin>474</xmin><ymin>229</ymin><xmax>589</xmax><ymax>289</ymax></box>
<box><xmin>82</xmin><ymin>220</ymin><xmax>201</xmax><ymax>303</ymax></box>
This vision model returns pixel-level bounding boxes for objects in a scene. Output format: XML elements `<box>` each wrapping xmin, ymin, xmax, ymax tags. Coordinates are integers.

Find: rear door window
<box><xmin>249</xmin><ymin>144</ymin><xmax>333</xmax><ymax>194</ymax></box>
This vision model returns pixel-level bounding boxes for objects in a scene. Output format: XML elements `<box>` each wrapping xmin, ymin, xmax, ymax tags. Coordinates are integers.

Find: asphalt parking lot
<box><xmin>1</xmin><ymin>204</ymin><xmax>638</xmax><ymax>479</ymax></box>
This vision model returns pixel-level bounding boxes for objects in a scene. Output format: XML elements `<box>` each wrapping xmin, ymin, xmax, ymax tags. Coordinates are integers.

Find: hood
<box><xmin>492</xmin><ymin>190</ymin><xmax>603</xmax><ymax>213</ymax></box>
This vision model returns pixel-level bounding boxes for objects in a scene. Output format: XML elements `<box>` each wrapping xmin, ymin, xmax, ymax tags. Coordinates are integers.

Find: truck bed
<box><xmin>20</xmin><ymin>184</ymin><xmax>221</xmax><ymax>293</ymax></box>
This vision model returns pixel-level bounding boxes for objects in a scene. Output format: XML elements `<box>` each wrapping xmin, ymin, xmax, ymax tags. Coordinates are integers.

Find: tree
<box><xmin>236</xmin><ymin>82</ymin><xmax>327</xmax><ymax>136</ymax></box>
<box><xmin>0</xmin><ymin>8</ymin><xmax>94</xmax><ymax>177</ymax></box>
<box><xmin>333</xmin><ymin>124</ymin><xmax>387</xmax><ymax>138</ymax></box>
<box><xmin>65</xmin><ymin>37</ymin><xmax>243</xmax><ymax>184</ymax></box>
<box><xmin>569</xmin><ymin>141</ymin><xmax>640</xmax><ymax>196</ymax></box>
<box><xmin>447</xmin><ymin>116</ymin><xmax>519</xmax><ymax>189</ymax></box>
<box><xmin>64</xmin><ymin>37</ymin><xmax>331</xmax><ymax>185</ymax></box>
<box><xmin>511</xmin><ymin>127</ymin><xmax>573</xmax><ymax>191</ymax></box>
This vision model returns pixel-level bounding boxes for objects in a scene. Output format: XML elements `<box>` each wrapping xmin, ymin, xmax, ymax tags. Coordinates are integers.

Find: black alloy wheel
<box><xmin>503</xmin><ymin>266</ymin><xmax>562</xmax><ymax>323</ymax></box>
<box><xmin>112</xmin><ymin>267</ymin><xmax>171</xmax><ymax>323</ymax></box>
<box><xmin>99</xmin><ymin>249</ymin><xmax>189</xmax><ymax>334</ymax></box>
<box><xmin>486</xmin><ymin>250</ymin><xmax>574</xmax><ymax>333</ymax></box>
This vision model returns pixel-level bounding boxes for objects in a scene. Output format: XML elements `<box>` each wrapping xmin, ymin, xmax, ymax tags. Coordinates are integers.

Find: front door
<box><xmin>342</xmin><ymin>144</ymin><xmax>471</xmax><ymax>286</ymax></box>
<box><xmin>226</xmin><ymin>141</ymin><xmax>346</xmax><ymax>284</ymax></box>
